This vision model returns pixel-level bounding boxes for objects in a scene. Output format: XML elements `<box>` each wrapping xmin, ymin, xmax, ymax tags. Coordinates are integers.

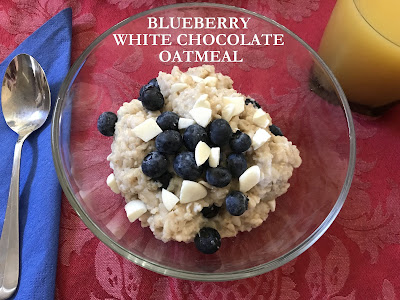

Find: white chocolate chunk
<box><xmin>193</xmin><ymin>94</ymin><xmax>211</xmax><ymax>109</ymax></box>
<box><xmin>223</xmin><ymin>96</ymin><xmax>245</xmax><ymax>116</ymax></box>
<box><xmin>124</xmin><ymin>200</ymin><xmax>147</xmax><ymax>223</ymax></box>
<box><xmin>189</xmin><ymin>107</ymin><xmax>212</xmax><ymax>127</ymax></box>
<box><xmin>203</xmin><ymin>76</ymin><xmax>217</xmax><ymax>86</ymax></box>
<box><xmin>252</xmin><ymin>128</ymin><xmax>271</xmax><ymax>150</ymax></box>
<box><xmin>197</xmin><ymin>94</ymin><xmax>208</xmax><ymax>102</ymax></box>
<box><xmin>239</xmin><ymin>165</ymin><xmax>261</xmax><ymax>192</ymax></box>
<box><xmin>195</xmin><ymin>141</ymin><xmax>211</xmax><ymax>166</ymax></box>
<box><xmin>221</xmin><ymin>103</ymin><xmax>236</xmax><ymax>122</ymax></box>
<box><xmin>178</xmin><ymin>118</ymin><xmax>195</xmax><ymax>129</ymax></box>
<box><xmin>209</xmin><ymin>147</ymin><xmax>220</xmax><ymax>168</ymax></box>
<box><xmin>268</xmin><ymin>199</ymin><xmax>276</xmax><ymax>212</ymax></box>
<box><xmin>132</xmin><ymin>118</ymin><xmax>162</xmax><ymax>142</ymax></box>
<box><xmin>190</xmin><ymin>75</ymin><xmax>203</xmax><ymax>83</ymax></box>
<box><xmin>161</xmin><ymin>189</ymin><xmax>180</xmax><ymax>211</ymax></box>
<box><xmin>106</xmin><ymin>173</ymin><xmax>120</xmax><ymax>194</ymax></box>
<box><xmin>253</xmin><ymin>109</ymin><xmax>270</xmax><ymax>128</ymax></box>
<box><xmin>170</xmin><ymin>83</ymin><xmax>188</xmax><ymax>93</ymax></box>
<box><xmin>180</xmin><ymin>180</ymin><xmax>207</xmax><ymax>203</ymax></box>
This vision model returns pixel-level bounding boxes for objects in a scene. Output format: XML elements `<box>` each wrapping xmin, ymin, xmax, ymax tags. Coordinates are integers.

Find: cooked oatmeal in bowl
<box><xmin>101</xmin><ymin>65</ymin><xmax>301</xmax><ymax>254</ymax></box>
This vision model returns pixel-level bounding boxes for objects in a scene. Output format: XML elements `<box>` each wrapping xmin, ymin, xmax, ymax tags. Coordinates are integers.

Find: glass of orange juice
<box><xmin>316</xmin><ymin>0</ymin><xmax>400</xmax><ymax>114</ymax></box>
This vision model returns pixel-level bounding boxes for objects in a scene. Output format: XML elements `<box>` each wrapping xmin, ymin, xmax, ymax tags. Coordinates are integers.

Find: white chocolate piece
<box><xmin>161</xmin><ymin>189</ymin><xmax>180</xmax><ymax>211</ymax></box>
<box><xmin>239</xmin><ymin>165</ymin><xmax>261</xmax><ymax>192</ymax></box>
<box><xmin>196</xmin><ymin>94</ymin><xmax>208</xmax><ymax>102</ymax></box>
<box><xmin>124</xmin><ymin>200</ymin><xmax>147</xmax><ymax>223</ymax></box>
<box><xmin>253</xmin><ymin>109</ymin><xmax>270</xmax><ymax>128</ymax></box>
<box><xmin>190</xmin><ymin>75</ymin><xmax>203</xmax><ymax>83</ymax></box>
<box><xmin>203</xmin><ymin>76</ymin><xmax>217</xmax><ymax>86</ymax></box>
<box><xmin>195</xmin><ymin>141</ymin><xmax>211</xmax><ymax>166</ymax></box>
<box><xmin>106</xmin><ymin>173</ymin><xmax>120</xmax><ymax>194</ymax></box>
<box><xmin>189</xmin><ymin>107</ymin><xmax>212</xmax><ymax>127</ymax></box>
<box><xmin>209</xmin><ymin>147</ymin><xmax>220</xmax><ymax>168</ymax></box>
<box><xmin>178</xmin><ymin>118</ymin><xmax>196</xmax><ymax>129</ymax></box>
<box><xmin>252</xmin><ymin>128</ymin><xmax>271</xmax><ymax>150</ymax></box>
<box><xmin>132</xmin><ymin>118</ymin><xmax>162</xmax><ymax>142</ymax></box>
<box><xmin>180</xmin><ymin>180</ymin><xmax>208</xmax><ymax>203</ymax></box>
<box><xmin>170</xmin><ymin>82</ymin><xmax>188</xmax><ymax>93</ymax></box>
<box><xmin>223</xmin><ymin>96</ymin><xmax>245</xmax><ymax>116</ymax></box>
<box><xmin>193</xmin><ymin>94</ymin><xmax>211</xmax><ymax>109</ymax></box>
<box><xmin>221</xmin><ymin>103</ymin><xmax>236</xmax><ymax>122</ymax></box>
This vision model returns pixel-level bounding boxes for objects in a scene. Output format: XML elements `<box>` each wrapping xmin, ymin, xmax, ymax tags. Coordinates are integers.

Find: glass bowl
<box><xmin>51</xmin><ymin>3</ymin><xmax>356</xmax><ymax>281</ymax></box>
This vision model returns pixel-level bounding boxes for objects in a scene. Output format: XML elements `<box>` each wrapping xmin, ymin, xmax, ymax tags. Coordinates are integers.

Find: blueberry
<box><xmin>154</xmin><ymin>172</ymin><xmax>172</xmax><ymax>189</ymax></box>
<box><xmin>139</xmin><ymin>78</ymin><xmax>160</xmax><ymax>99</ymax></box>
<box><xmin>229</xmin><ymin>130</ymin><xmax>251</xmax><ymax>153</ymax></box>
<box><xmin>201</xmin><ymin>204</ymin><xmax>220</xmax><ymax>219</ymax></box>
<box><xmin>183</xmin><ymin>124</ymin><xmax>209</xmax><ymax>151</ymax></box>
<box><xmin>206</xmin><ymin>167</ymin><xmax>232</xmax><ymax>187</ymax></box>
<box><xmin>209</xmin><ymin>119</ymin><xmax>232</xmax><ymax>147</ymax></box>
<box><xmin>155</xmin><ymin>130</ymin><xmax>182</xmax><ymax>154</ymax></box>
<box><xmin>173</xmin><ymin>152</ymin><xmax>204</xmax><ymax>180</ymax></box>
<box><xmin>225</xmin><ymin>191</ymin><xmax>248</xmax><ymax>216</ymax></box>
<box><xmin>97</xmin><ymin>112</ymin><xmax>117</xmax><ymax>136</ymax></box>
<box><xmin>245</xmin><ymin>98</ymin><xmax>261</xmax><ymax>109</ymax></box>
<box><xmin>269</xmin><ymin>124</ymin><xmax>283</xmax><ymax>136</ymax></box>
<box><xmin>141</xmin><ymin>151</ymin><xmax>168</xmax><ymax>178</ymax></box>
<box><xmin>156</xmin><ymin>111</ymin><xmax>179</xmax><ymax>131</ymax></box>
<box><xmin>194</xmin><ymin>227</ymin><xmax>221</xmax><ymax>254</ymax></box>
<box><xmin>140</xmin><ymin>86</ymin><xmax>164</xmax><ymax>111</ymax></box>
<box><xmin>227</xmin><ymin>153</ymin><xmax>247</xmax><ymax>178</ymax></box>
<box><xmin>147</xmin><ymin>78</ymin><xmax>159</xmax><ymax>89</ymax></box>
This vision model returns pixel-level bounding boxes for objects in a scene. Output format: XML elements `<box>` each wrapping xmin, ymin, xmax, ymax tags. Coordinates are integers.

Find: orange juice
<box><xmin>317</xmin><ymin>0</ymin><xmax>400</xmax><ymax>107</ymax></box>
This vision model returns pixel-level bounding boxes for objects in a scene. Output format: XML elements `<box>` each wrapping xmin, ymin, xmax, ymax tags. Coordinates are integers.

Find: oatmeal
<box><xmin>102</xmin><ymin>65</ymin><xmax>301</xmax><ymax>253</ymax></box>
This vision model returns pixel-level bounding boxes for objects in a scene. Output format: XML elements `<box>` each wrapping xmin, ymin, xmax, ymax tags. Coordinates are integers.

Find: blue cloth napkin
<box><xmin>0</xmin><ymin>8</ymin><xmax>72</xmax><ymax>300</ymax></box>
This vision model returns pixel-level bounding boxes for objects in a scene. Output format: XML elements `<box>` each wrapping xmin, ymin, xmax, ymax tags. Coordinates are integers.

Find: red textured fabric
<box><xmin>1</xmin><ymin>0</ymin><xmax>400</xmax><ymax>299</ymax></box>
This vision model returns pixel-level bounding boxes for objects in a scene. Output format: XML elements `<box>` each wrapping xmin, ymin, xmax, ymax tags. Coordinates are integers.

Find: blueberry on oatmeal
<box><xmin>209</xmin><ymin>119</ymin><xmax>232</xmax><ymax>146</ymax></box>
<box><xmin>245</xmin><ymin>98</ymin><xmax>261</xmax><ymax>108</ymax></box>
<box><xmin>194</xmin><ymin>227</ymin><xmax>221</xmax><ymax>254</ymax></box>
<box><xmin>173</xmin><ymin>151</ymin><xmax>204</xmax><ymax>180</ymax></box>
<box><xmin>206</xmin><ymin>167</ymin><xmax>232</xmax><ymax>187</ymax></box>
<box><xmin>155</xmin><ymin>130</ymin><xmax>182</xmax><ymax>154</ymax></box>
<box><xmin>139</xmin><ymin>78</ymin><xmax>160</xmax><ymax>99</ymax></box>
<box><xmin>229</xmin><ymin>130</ymin><xmax>251</xmax><ymax>153</ymax></box>
<box><xmin>226</xmin><ymin>191</ymin><xmax>249</xmax><ymax>216</ymax></box>
<box><xmin>201</xmin><ymin>204</ymin><xmax>221</xmax><ymax>219</ymax></box>
<box><xmin>140</xmin><ymin>86</ymin><xmax>164</xmax><ymax>111</ymax></box>
<box><xmin>269</xmin><ymin>124</ymin><xmax>284</xmax><ymax>136</ymax></box>
<box><xmin>156</xmin><ymin>111</ymin><xmax>180</xmax><ymax>131</ymax></box>
<box><xmin>227</xmin><ymin>153</ymin><xmax>247</xmax><ymax>178</ymax></box>
<box><xmin>154</xmin><ymin>172</ymin><xmax>173</xmax><ymax>189</ymax></box>
<box><xmin>183</xmin><ymin>124</ymin><xmax>209</xmax><ymax>151</ymax></box>
<box><xmin>141</xmin><ymin>151</ymin><xmax>168</xmax><ymax>178</ymax></box>
<box><xmin>97</xmin><ymin>112</ymin><xmax>117</xmax><ymax>136</ymax></box>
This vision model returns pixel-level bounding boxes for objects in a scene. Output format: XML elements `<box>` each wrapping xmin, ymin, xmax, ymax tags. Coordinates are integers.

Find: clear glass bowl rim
<box><xmin>51</xmin><ymin>2</ymin><xmax>356</xmax><ymax>281</ymax></box>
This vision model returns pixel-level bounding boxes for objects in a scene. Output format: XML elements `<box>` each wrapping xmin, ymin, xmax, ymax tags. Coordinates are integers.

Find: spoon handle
<box><xmin>0</xmin><ymin>135</ymin><xmax>27</xmax><ymax>299</ymax></box>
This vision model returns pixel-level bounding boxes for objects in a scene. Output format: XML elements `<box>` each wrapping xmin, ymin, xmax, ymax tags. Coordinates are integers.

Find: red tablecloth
<box><xmin>1</xmin><ymin>0</ymin><xmax>400</xmax><ymax>299</ymax></box>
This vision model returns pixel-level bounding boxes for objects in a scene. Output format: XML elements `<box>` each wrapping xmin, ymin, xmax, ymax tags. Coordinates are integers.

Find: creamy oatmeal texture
<box><xmin>107</xmin><ymin>65</ymin><xmax>301</xmax><ymax>243</ymax></box>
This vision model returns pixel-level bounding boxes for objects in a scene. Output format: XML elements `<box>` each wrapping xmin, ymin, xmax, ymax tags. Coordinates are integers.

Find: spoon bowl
<box><xmin>0</xmin><ymin>53</ymin><xmax>50</xmax><ymax>299</ymax></box>
<box><xmin>2</xmin><ymin>54</ymin><xmax>50</xmax><ymax>136</ymax></box>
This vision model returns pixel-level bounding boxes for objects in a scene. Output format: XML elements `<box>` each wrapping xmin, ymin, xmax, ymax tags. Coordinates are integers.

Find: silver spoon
<box><xmin>0</xmin><ymin>53</ymin><xmax>50</xmax><ymax>299</ymax></box>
